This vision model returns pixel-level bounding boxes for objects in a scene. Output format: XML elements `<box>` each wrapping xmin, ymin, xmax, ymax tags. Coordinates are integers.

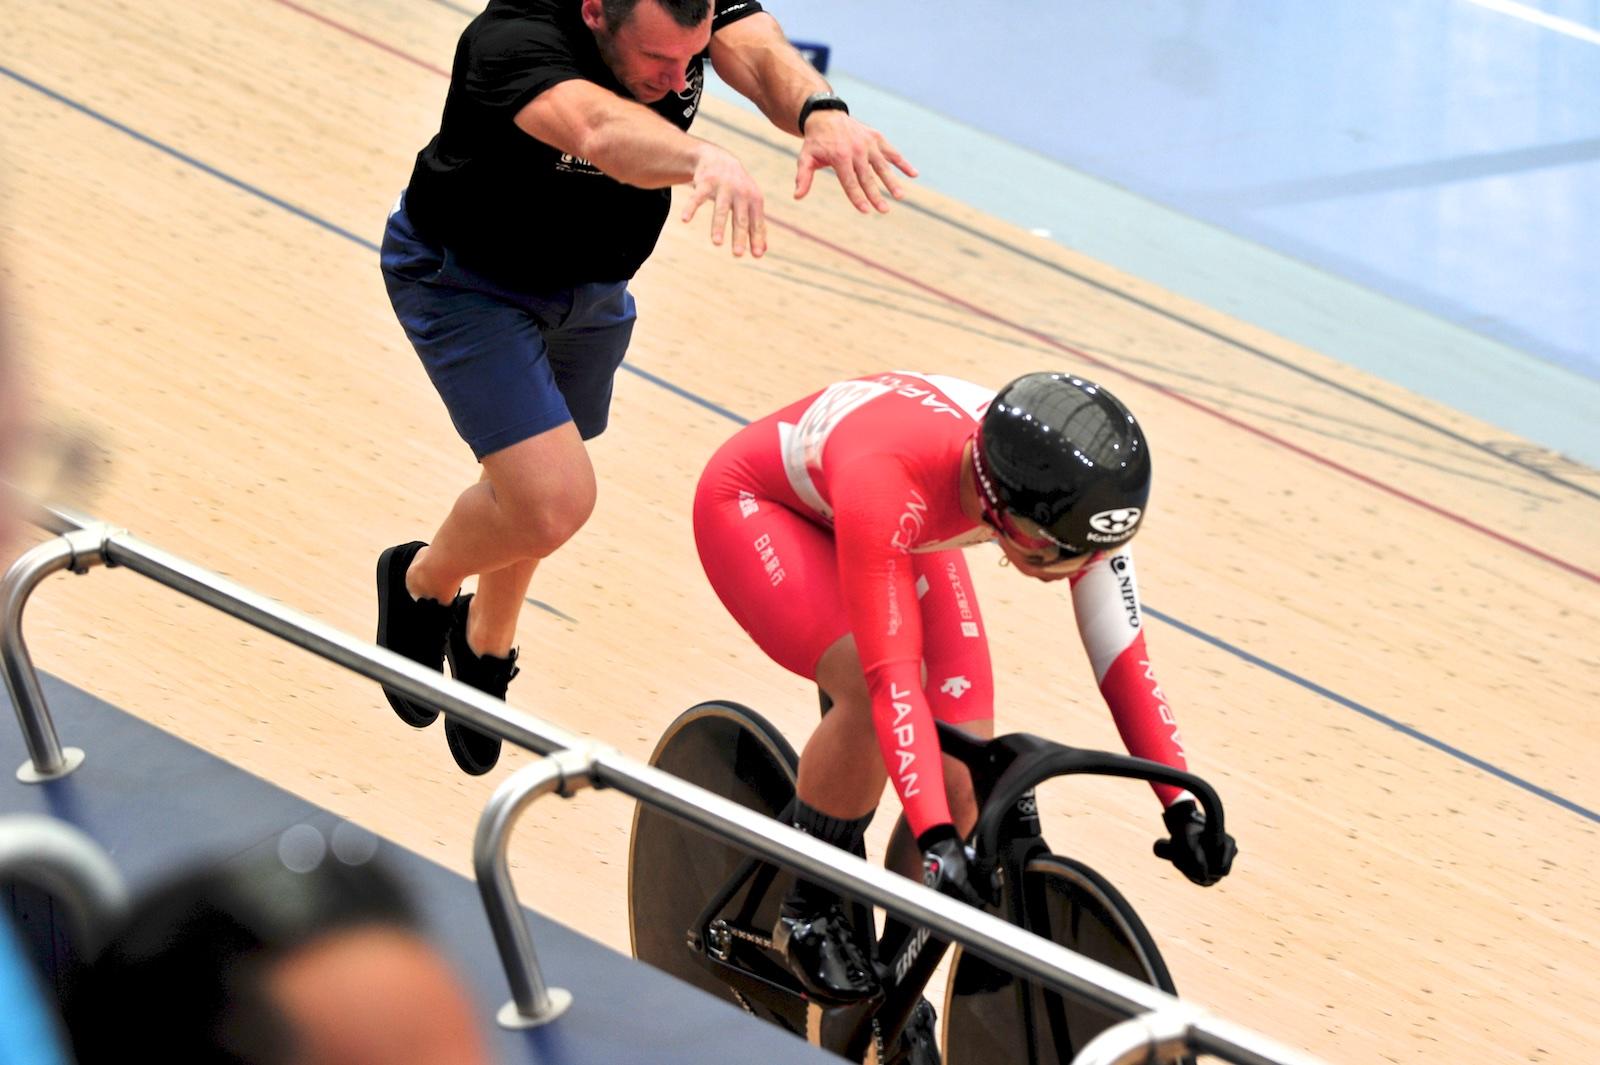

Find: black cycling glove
<box><xmin>918</xmin><ymin>826</ymin><xmax>987</xmax><ymax>907</ymax></box>
<box><xmin>1153</xmin><ymin>799</ymin><xmax>1236</xmax><ymax>887</ymax></box>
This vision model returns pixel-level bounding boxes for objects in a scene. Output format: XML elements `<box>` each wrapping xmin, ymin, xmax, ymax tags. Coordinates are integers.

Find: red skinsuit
<box><xmin>693</xmin><ymin>372</ymin><xmax>1191</xmax><ymax>837</ymax></box>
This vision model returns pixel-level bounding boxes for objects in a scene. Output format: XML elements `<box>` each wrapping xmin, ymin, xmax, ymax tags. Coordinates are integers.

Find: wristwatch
<box><xmin>798</xmin><ymin>91</ymin><xmax>849</xmax><ymax>133</ymax></box>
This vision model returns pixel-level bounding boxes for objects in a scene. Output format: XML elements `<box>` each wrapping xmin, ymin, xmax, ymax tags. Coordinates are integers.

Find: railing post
<box><xmin>2</xmin><ymin>527</ymin><xmax>111</xmax><ymax>781</ymax></box>
<box><xmin>1071</xmin><ymin>1004</ymin><xmax>1204</xmax><ymax>1065</ymax></box>
<box><xmin>472</xmin><ymin>746</ymin><xmax>599</xmax><ymax>1029</ymax></box>
<box><xmin>0</xmin><ymin>814</ymin><xmax>129</xmax><ymax>956</ymax></box>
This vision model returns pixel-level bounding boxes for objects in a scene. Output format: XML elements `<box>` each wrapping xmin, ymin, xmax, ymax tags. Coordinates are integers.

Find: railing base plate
<box><xmin>17</xmin><ymin>747</ymin><xmax>85</xmax><ymax>782</ymax></box>
<box><xmin>496</xmin><ymin>988</ymin><xmax>573</xmax><ymax>1030</ymax></box>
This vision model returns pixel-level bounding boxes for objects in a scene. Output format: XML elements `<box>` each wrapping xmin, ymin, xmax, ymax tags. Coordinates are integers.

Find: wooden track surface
<box><xmin>3</xmin><ymin>1</ymin><xmax>1597</xmax><ymax>1061</ymax></box>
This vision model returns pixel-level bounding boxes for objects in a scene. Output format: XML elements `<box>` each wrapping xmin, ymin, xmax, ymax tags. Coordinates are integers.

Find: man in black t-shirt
<box><xmin>376</xmin><ymin>0</ymin><xmax>916</xmax><ymax>778</ymax></box>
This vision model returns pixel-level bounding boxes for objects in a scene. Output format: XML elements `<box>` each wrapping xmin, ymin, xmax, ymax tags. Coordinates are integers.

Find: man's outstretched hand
<box><xmin>795</xmin><ymin>110</ymin><xmax>918</xmax><ymax>213</ymax></box>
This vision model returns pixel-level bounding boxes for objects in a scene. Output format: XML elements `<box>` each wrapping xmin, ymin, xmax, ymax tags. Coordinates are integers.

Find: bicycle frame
<box><xmin>680</xmin><ymin>721</ymin><xmax>1225</xmax><ymax>1061</ymax></box>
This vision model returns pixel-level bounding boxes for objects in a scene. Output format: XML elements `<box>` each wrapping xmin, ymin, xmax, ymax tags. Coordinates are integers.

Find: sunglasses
<box><xmin>976</xmin><ymin>482</ymin><xmax>1090</xmax><ymax>567</ymax></box>
<box><xmin>970</xmin><ymin>437</ymin><xmax>1096</xmax><ymax>572</ymax></box>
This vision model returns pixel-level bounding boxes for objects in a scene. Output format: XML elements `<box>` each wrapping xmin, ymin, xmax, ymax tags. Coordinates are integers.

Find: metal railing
<box><xmin>0</xmin><ymin>814</ymin><xmax>129</xmax><ymax>958</ymax></box>
<box><xmin>3</xmin><ymin>506</ymin><xmax>1328</xmax><ymax>1065</ymax></box>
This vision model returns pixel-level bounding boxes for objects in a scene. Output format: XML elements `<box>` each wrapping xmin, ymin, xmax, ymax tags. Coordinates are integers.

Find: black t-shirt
<box><xmin>404</xmin><ymin>0</ymin><xmax>765</xmax><ymax>291</ymax></box>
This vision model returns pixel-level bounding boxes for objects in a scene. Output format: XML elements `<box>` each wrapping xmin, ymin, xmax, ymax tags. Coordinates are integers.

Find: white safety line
<box><xmin>1460</xmin><ymin>0</ymin><xmax>1600</xmax><ymax>46</ymax></box>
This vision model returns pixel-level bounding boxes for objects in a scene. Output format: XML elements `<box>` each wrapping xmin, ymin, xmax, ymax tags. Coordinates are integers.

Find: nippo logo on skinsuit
<box><xmin>1087</xmin><ymin>507</ymin><xmax>1142</xmax><ymax>542</ymax></box>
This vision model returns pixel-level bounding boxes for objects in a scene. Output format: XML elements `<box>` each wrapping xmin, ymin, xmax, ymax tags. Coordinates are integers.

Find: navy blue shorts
<box><xmin>380</xmin><ymin>194</ymin><xmax>637</xmax><ymax>459</ymax></box>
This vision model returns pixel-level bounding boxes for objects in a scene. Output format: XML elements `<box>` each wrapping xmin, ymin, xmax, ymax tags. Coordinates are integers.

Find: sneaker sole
<box><xmin>444</xmin><ymin>717</ymin><xmax>502</xmax><ymax>775</ymax></box>
<box><xmin>376</xmin><ymin>543</ymin><xmax>441</xmax><ymax>729</ymax></box>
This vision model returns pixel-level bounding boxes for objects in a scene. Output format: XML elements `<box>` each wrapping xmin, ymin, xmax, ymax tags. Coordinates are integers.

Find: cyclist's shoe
<box><xmin>884</xmin><ymin>997</ymin><xmax>941</xmax><ymax>1065</ymax></box>
<box><xmin>443</xmin><ymin>593</ymin><xmax>518</xmax><ymax>776</ymax></box>
<box><xmin>376</xmin><ymin>541</ymin><xmax>455</xmax><ymax>728</ymax></box>
<box><xmin>772</xmin><ymin>900</ymin><xmax>881</xmax><ymax>1006</ymax></box>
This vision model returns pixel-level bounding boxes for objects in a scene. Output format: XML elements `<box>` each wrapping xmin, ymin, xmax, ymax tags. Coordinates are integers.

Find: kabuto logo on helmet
<box><xmin>1087</xmin><ymin>507</ymin><xmax>1142</xmax><ymax>542</ymax></box>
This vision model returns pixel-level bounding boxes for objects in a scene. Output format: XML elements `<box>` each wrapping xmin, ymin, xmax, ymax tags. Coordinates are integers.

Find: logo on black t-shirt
<box><xmin>556</xmin><ymin>152</ymin><xmax>605</xmax><ymax>176</ymax></box>
<box><xmin>676</xmin><ymin>66</ymin><xmax>704</xmax><ymax>121</ymax></box>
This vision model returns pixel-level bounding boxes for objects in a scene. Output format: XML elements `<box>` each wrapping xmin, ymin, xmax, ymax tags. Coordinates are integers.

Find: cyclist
<box><xmin>692</xmin><ymin>370</ymin><xmax>1237</xmax><ymax>1027</ymax></box>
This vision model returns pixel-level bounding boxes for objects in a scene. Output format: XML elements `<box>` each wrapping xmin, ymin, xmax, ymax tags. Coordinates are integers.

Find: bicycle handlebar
<box><xmin>935</xmin><ymin>722</ymin><xmax>1228</xmax><ymax>857</ymax></box>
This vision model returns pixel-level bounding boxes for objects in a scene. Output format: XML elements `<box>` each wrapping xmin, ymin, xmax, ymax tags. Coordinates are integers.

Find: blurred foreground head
<box><xmin>66</xmin><ymin>833</ymin><xmax>494</xmax><ymax>1065</ymax></box>
<box><xmin>0</xmin><ymin>281</ymin><xmax>20</xmax><ymax>549</ymax></box>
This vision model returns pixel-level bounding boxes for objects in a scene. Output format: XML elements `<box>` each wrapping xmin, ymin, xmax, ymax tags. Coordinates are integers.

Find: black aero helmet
<box><xmin>974</xmin><ymin>372</ymin><xmax>1151</xmax><ymax>554</ymax></box>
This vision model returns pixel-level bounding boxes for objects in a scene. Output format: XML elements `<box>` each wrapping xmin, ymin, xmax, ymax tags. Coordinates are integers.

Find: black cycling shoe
<box><xmin>884</xmin><ymin>997</ymin><xmax>941</xmax><ymax>1065</ymax></box>
<box><xmin>443</xmin><ymin>593</ymin><xmax>518</xmax><ymax>776</ymax></box>
<box><xmin>375</xmin><ymin>541</ymin><xmax>455</xmax><ymax>728</ymax></box>
<box><xmin>772</xmin><ymin>901</ymin><xmax>881</xmax><ymax>1006</ymax></box>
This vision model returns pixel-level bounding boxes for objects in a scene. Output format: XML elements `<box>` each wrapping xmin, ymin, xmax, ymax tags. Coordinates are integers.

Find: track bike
<box><xmin>628</xmin><ymin>700</ymin><xmax>1226</xmax><ymax>1062</ymax></box>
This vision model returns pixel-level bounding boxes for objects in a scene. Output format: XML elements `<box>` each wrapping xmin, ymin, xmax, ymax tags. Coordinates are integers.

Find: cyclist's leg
<box><xmin>807</xmin><ymin>634</ymin><xmax>888</xmax><ymax>817</ymax></box>
<box><xmin>693</xmin><ymin>430</ymin><xmax>877</xmax><ymax>822</ymax></box>
<box><xmin>693</xmin><ymin>446</ymin><xmax>880</xmax><ymax>1002</ymax></box>
<box><xmin>767</xmin><ymin>636</ymin><xmax>887</xmax><ymax>1003</ymax></box>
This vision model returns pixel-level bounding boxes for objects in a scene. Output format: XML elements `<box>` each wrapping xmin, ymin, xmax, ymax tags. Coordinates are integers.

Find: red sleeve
<box><xmin>1070</xmin><ymin>549</ymin><xmax>1192</xmax><ymax>809</ymax></box>
<box><xmin>1097</xmin><ymin>631</ymin><xmax>1192</xmax><ymax>808</ymax></box>
<box><xmin>830</xmin><ymin>456</ymin><xmax>953</xmax><ymax>837</ymax></box>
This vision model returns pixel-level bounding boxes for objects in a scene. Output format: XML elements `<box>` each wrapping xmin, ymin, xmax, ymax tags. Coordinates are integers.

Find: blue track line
<box><xmin>620</xmin><ymin>363</ymin><xmax>752</xmax><ymax>425</ymax></box>
<box><xmin>8</xmin><ymin>62</ymin><xmax>1592</xmax><ymax>825</ymax></box>
<box><xmin>1148</xmin><ymin>607</ymin><xmax>1598</xmax><ymax>823</ymax></box>
<box><xmin>2</xmin><ymin>66</ymin><xmax>379</xmax><ymax>253</ymax></box>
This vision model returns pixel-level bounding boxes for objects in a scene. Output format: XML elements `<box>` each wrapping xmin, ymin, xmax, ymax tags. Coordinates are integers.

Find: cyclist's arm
<box><xmin>1070</xmin><ymin>547</ymin><xmax>1195</xmax><ymax>809</ymax></box>
<box><xmin>831</xmin><ymin>458</ymin><xmax>954</xmax><ymax>838</ymax></box>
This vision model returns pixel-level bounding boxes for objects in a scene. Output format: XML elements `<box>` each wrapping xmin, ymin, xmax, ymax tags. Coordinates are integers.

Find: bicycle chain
<box><xmin>717</xmin><ymin>921</ymin><xmax>883</xmax><ymax>1064</ymax></box>
<box><xmin>720</xmin><ymin>920</ymin><xmax>775</xmax><ymax>950</ymax></box>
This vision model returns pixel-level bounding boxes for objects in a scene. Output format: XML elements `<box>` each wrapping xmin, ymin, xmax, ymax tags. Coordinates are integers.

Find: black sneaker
<box><xmin>376</xmin><ymin>541</ymin><xmax>455</xmax><ymax>728</ymax></box>
<box><xmin>772</xmin><ymin>900</ymin><xmax>881</xmax><ymax>1006</ymax></box>
<box><xmin>884</xmin><ymin>997</ymin><xmax>941</xmax><ymax>1065</ymax></box>
<box><xmin>443</xmin><ymin>593</ymin><xmax>518</xmax><ymax>776</ymax></box>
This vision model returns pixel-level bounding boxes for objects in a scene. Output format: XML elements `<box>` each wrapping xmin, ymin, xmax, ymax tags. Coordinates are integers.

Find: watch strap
<box><xmin>798</xmin><ymin>91</ymin><xmax>849</xmax><ymax>132</ymax></box>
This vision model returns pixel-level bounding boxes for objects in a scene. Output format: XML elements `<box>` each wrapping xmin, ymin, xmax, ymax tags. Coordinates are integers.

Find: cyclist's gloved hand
<box><xmin>1153</xmin><ymin>800</ymin><xmax>1236</xmax><ymax>886</ymax></box>
<box><xmin>918</xmin><ymin>825</ymin><xmax>986</xmax><ymax>908</ymax></box>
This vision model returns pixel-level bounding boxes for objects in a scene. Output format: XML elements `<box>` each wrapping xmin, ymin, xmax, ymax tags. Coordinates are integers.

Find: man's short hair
<box><xmin>602</xmin><ymin>0</ymin><xmax>711</xmax><ymax>30</ymax></box>
<box><xmin>64</xmin><ymin>840</ymin><xmax>418</xmax><ymax>1065</ymax></box>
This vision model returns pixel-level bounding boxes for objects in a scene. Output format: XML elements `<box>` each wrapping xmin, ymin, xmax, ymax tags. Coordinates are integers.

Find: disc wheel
<box><xmin>942</xmin><ymin>854</ymin><xmax>1183</xmax><ymax>1064</ymax></box>
<box><xmin>628</xmin><ymin>701</ymin><xmax>799</xmax><ymax>1009</ymax></box>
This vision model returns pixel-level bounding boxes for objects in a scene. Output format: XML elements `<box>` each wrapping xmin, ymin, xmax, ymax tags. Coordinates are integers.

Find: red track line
<box><xmin>266</xmin><ymin>0</ymin><xmax>1600</xmax><ymax>588</ymax></box>
<box><xmin>267</xmin><ymin>0</ymin><xmax>452</xmax><ymax>77</ymax></box>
